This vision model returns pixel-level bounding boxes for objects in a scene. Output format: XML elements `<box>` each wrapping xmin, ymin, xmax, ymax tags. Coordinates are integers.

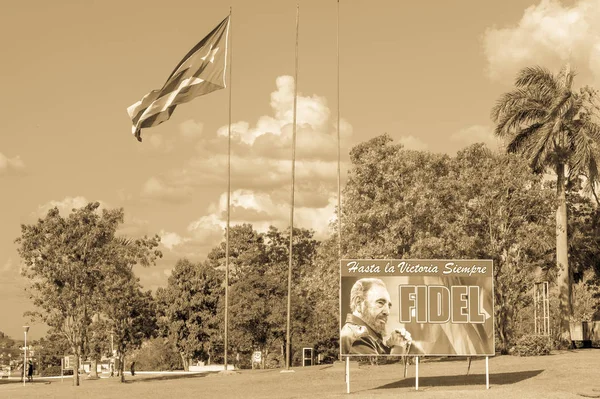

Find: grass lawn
<box><xmin>1</xmin><ymin>349</ymin><xmax>599</xmax><ymax>398</ymax></box>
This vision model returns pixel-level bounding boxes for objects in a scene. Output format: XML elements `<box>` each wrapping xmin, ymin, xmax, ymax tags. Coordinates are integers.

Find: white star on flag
<box><xmin>201</xmin><ymin>45</ymin><xmax>219</xmax><ymax>63</ymax></box>
<box><xmin>127</xmin><ymin>16</ymin><xmax>230</xmax><ymax>142</ymax></box>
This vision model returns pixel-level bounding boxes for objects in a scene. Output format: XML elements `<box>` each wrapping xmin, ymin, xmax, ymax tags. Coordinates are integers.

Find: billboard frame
<box><xmin>339</xmin><ymin>259</ymin><xmax>495</xmax><ymax>358</ymax></box>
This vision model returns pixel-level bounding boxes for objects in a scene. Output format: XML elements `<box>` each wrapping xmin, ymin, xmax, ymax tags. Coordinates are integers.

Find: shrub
<box><xmin>40</xmin><ymin>365</ymin><xmax>62</xmax><ymax>377</ymax></box>
<box><xmin>511</xmin><ymin>334</ymin><xmax>553</xmax><ymax>356</ymax></box>
<box><xmin>133</xmin><ymin>338</ymin><xmax>183</xmax><ymax>371</ymax></box>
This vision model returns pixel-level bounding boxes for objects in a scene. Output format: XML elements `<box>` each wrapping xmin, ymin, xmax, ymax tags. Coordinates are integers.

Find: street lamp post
<box><xmin>23</xmin><ymin>326</ymin><xmax>29</xmax><ymax>386</ymax></box>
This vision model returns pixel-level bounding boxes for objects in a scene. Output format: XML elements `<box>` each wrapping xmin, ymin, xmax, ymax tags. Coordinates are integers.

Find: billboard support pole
<box><xmin>345</xmin><ymin>357</ymin><xmax>350</xmax><ymax>393</ymax></box>
<box><xmin>486</xmin><ymin>356</ymin><xmax>489</xmax><ymax>389</ymax></box>
<box><xmin>415</xmin><ymin>356</ymin><xmax>419</xmax><ymax>391</ymax></box>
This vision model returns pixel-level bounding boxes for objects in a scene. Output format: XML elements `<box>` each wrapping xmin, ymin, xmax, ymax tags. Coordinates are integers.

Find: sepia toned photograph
<box><xmin>340</xmin><ymin>260</ymin><xmax>495</xmax><ymax>357</ymax></box>
<box><xmin>2</xmin><ymin>0</ymin><xmax>600</xmax><ymax>398</ymax></box>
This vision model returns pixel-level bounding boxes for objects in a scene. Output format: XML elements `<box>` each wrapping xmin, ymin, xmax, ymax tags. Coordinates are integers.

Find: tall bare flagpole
<box><xmin>224</xmin><ymin>6</ymin><xmax>232</xmax><ymax>372</ymax></box>
<box><xmin>285</xmin><ymin>4</ymin><xmax>300</xmax><ymax>372</ymax></box>
<box><xmin>336</xmin><ymin>0</ymin><xmax>343</xmax><ymax>360</ymax></box>
<box><xmin>336</xmin><ymin>1</ymin><xmax>342</xmax><ymax>258</ymax></box>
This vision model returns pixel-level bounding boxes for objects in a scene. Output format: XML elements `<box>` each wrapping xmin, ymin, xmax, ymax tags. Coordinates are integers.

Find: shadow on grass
<box><xmin>0</xmin><ymin>379</ymin><xmax>51</xmax><ymax>385</ymax></box>
<box><xmin>124</xmin><ymin>372</ymin><xmax>214</xmax><ymax>384</ymax></box>
<box><xmin>375</xmin><ymin>369</ymin><xmax>544</xmax><ymax>389</ymax></box>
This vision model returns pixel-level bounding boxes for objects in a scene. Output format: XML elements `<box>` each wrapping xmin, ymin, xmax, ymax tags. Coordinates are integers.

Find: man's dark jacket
<box><xmin>340</xmin><ymin>314</ymin><xmax>391</xmax><ymax>355</ymax></box>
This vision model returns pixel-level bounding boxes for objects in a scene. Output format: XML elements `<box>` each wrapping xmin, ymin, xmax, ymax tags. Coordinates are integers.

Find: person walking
<box><xmin>27</xmin><ymin>360</ymin><xmax>33</xmax><ymax>382</ymax></box>
<box><xmin>130</xmin><ymin>361</ymin><xmax>135</xmax><ymax>377</ymax></box>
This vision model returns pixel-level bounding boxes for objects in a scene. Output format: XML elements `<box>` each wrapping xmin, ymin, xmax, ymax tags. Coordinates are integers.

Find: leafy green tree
<box><xmin>264</xmin><ymin>226</ymin><xmax>319</xmax><ymax>360</ymax></box>
<box><xmin>491</xmin><ymin>65</ymin><xmax>600</xmax><ymax>342</ymax></box>
<box><xmin>104</xmin><ymin>276</ymin><xmax>157</xmax><ymax>382</ymax></box>
<box><xmin>210</xmin><ymin>225</ymin><xmax>318</xmax><ymax>368</ymax></box>
<box><xmin>567</xmin><ymin>180</ymin><xmax>600</xmax><ymax>281</ymax></box>
<box><xmin>571</xmin><ymin>270</ymin><xmax>600</xmax><ymax>322</ymax></box>
<box><xmin>447</xmin><ymin>145</ymin><xmax>555</xmax><ymax>351</ymax></box>
<box><xmin>15</xmin><ymin>202</ymin><xmax>161</xmax><ymax>385</ymax></box>
<box><xmin>33</xmin><ymin>331</ymin><xmax>71</xmax><ymax>375</ymax></box>
<box><xmin>207</xmin><ymin>224</ymin><xmax>268</xmax><ymax>283</ymax></box>
<box><xmin>156</xmin><ymin>259</ymin><xmax>223</xmax><ymax>370</ymax></box>
<box><xmin>342</xmin><ymin>134</ymin><xmax>452</xmax><ymax>258</ymax></box>
<box><xmin>16</xmin><ymin>203</ymin><xmax>121</xmax><ymax>386</ymax></box>
<box><xmin>0</xmin><ymin>333</ymin><xmax>22</xmax><ymax>368</ymax></box>
<box><xmin>86</xmin><ymin>318</ymin><xmax>112</xmax><ymax>379</ymax></box>
<box><xmin>131</xmin><ymin>337</ymin><xmax>182</xmax><ymax>371</ymax></box>
<box><xmin>341</xmin><ymin>137</ymin><xmax>555</xmax><ymax>352</ymax></box>
<box><xmin>300</xmin><ymin>236</ymin><xmax>340</xmax><ymax>362</ymax></box>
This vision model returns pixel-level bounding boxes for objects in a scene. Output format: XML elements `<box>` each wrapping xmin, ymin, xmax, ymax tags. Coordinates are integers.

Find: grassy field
<box><xmin>1</xmin><ymin>349</ymin><xmax>599</xmax><ymax>398</ymax></box>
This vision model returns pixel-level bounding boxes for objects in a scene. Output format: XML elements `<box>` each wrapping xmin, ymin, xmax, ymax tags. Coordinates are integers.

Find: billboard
<box><xmin>340</xmin><ymin>259</ymin><xmax>494</xmax><ymax>356</ymax></box>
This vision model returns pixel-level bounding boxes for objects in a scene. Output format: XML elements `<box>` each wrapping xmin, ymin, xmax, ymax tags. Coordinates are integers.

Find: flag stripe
<box><xmin>163</xmin><ymin>17</ymin><xmax>228</xmax><ymax>84</ymax></box>
<box><xmin>128</xmin><ymin>16</ymin><xmax>230</xmax><ymax>141</ymax></box>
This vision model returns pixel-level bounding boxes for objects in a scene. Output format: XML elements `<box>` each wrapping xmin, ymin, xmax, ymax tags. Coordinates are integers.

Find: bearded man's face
<box><xmin>359</xmin><ymin>284</ymin><xmax>392</xmax><ymax>335</ymax></box>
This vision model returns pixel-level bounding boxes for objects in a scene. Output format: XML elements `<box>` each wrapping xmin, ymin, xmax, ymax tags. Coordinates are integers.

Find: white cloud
<box><xmin>216</xmin><ymin>75</ymin><xmax>332</xmax><ymax>145</ymax></box>
<box><xmin>116</xmin><ymin>188</ymin><xmax>133</xmax><ymax>203</ymax></box>
<box><xmin>0</xmin><ymin>152</ymin><xmax>25</xmax><ymax>175</ymax></box>
<box><xmin>36</xmin><ymin>196</ymin><xmax>100</xmax><ymax>217</ymax></box>
<box><xmin>139</xmin><ymin>75</ymin><xmax>352</xmax><ymax>259</ymax></box>
<box><xmin>137</xmin><ymin>119</ymin><xmax>204</xmax><ymax>152</ymax></box>
<box><xmin>144</xmin><ymin>75</ymin><xmax>352</xmax><ymax>200</ymax></box>
<box><xmin>483</xmin><ymin>0</ymin><xmax>600</xmax><ymax>82</ymax></box>
<box><xmin>117</xmin><ymin>215</ymin><xmax>152</xmax><ymax>237</ymax></box>
<box><xmin>180</xmin><ymin>119</ymin><xmax>204</xmax><ymax>140</ymax></box>
<box><xmin>398</xmin><ymin>135</ymin><xmax>429</xmax><ymax>151</ymax></box>
<box><xmin>188</xmin><ymin>189</ymin><xmax>336</xmax><ymax>240</ymax></box>
<box><xmin>450</xmin><ymin>125</ymin><xmax>501</xmax><ymax>151</ymax></box>
<box><xmin>141</xmin><ymin>176</ymin><xmax>192</xmax><ymax>203</ymax></box>
<box><xmin>159</xmin><ymin>230</ymin><xmax>190</xmax><ymax>250</ymax></box>
<box><xmin>145</xmin><ymin>134</ymin><xmax>175</xmax><ymax>152</ymax></box>
<box><xmin>35</xmin><ymin>196</ymin><xmax>153</xmax><ymax>238</ymax></box>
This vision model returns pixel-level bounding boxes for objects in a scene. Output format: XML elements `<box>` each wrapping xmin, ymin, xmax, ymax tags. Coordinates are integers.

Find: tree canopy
<box><xmin>492</xmin><ymin>65</ymin><xmax>600</xmax><ymax>342</ymax></box>
<box><xmin>15</xmin><ymin>202</ymin><xmax>161</xmax><ymax>384</ymax></box>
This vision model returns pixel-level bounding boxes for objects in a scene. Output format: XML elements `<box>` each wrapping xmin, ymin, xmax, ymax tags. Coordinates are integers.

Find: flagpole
<box><xmin>336</xmin><ymin>0</ymin><xmax>343</xmax><ymax>361</ymax></box>
<box><xmin>336</xmin><ymin>1</ymin><xmax>342</xmax><ymax>258</ymax></box>
<box><xmin>224</xmin><ymin>6</ymin><xmax>232</xmax><ymax>372</ymax></box>
<box><xmin>285</xmin><ymin>3</ymin><xmax>300</xmax><ymax>372</ymax></box>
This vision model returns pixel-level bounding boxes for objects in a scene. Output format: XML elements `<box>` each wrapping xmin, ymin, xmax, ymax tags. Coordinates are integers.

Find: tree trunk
<box><xmin>89</xmin><ymin>358</ymin><xmax>99</xmax><ymax>379</ymax></box>
<box><xmin>497</xmin><ymin>301</ymin><xmax>512</xmax><ymax>354</ymax></box>
<box><xmin>180</xmin><ymin>353</ymin><xmax>189</xmax><ymax>371</ymax></box>
<box><xmin>556</xmin><ymin>162</ymin><xmax>572</xmax><ymax>344</ymax></box>
<box><xmin>73</xmin><ymin>350</ymin><xmax>80</xmax><ymax>386</ymax></box>
<box><xmin>119</xmin><ymin>354</ymin><xmax>125</xmax><ymax>383</ymax></box>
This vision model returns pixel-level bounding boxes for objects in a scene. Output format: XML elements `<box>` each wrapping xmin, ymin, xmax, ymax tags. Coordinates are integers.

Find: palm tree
<box><xmin>491</xmin><ymin>65</ymin><xmax>600</xmax><ymax>343</ymax></box>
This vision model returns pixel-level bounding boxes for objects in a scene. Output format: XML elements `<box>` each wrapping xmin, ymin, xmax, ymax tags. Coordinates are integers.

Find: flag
<box><xmin>127</xmin><ymin>16</ymin><xmax>229</xmax><ymax>142</ymax></box>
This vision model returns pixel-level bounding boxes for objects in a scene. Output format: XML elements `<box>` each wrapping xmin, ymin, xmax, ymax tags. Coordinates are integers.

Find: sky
<box><xmin>2</xmin><ymin>0</ymin><xmax>599</xmax><ymax>340</ymax></box>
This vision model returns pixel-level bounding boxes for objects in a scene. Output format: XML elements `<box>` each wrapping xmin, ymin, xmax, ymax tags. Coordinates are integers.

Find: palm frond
<box><xmin>495</xmin><ymin>108</ymin><xmax>547</xmax><ymax>137</ymax></box>
<box><xmin>526</xmin><ymin>124</ymin><xmax>556</xmax><ymax>173</ymax></box>
<box><xmin>506</xmin><ymin>123</ymin><xmax>542</xmax><ymax>153</ymax></box>
<box><xmin>569</xmin><ymin>123</ymin><xmax>600</xmax><ymax>181</ymax></box>
<box><xmin>491</xmin><ymin>89</ymin><xmax>538</xmax><ymax>121</ymax></box>
<box><xmin>586</xmin><ymin>153</ymin><xmax>599</xmax><ymax>186</ymax></box>
<box><xmin>564</xmin><ymin>96</ymin><xmax>583</xmax><ymax>122</ymax></box>
<box><xmin>580</xmin><ymin>120</ymin><xmax>600</xmax><ymax>142</ymax></box>
<box><xmin>544</xmin><ymin>91</ymin><xmax>573</xmax><ymax>128</ymax></box>
<box><xmin>115</xmin><ymin>237</ymin><xmax>133</xmax><ymax>247</ymax></box>
<box><xmin>589</xmin><ymin>179</ymin><xmax>600</xmax><ymax>206</ymax></box>
<box><xmin>515</xmin><ymin>66</ymin><xmax>558</xmax><ymax>91</ymax></box>
<box><xmin>557</xmin><ymin>65</ymin><xmax>577</xmax><ymax>91</ymax></box>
